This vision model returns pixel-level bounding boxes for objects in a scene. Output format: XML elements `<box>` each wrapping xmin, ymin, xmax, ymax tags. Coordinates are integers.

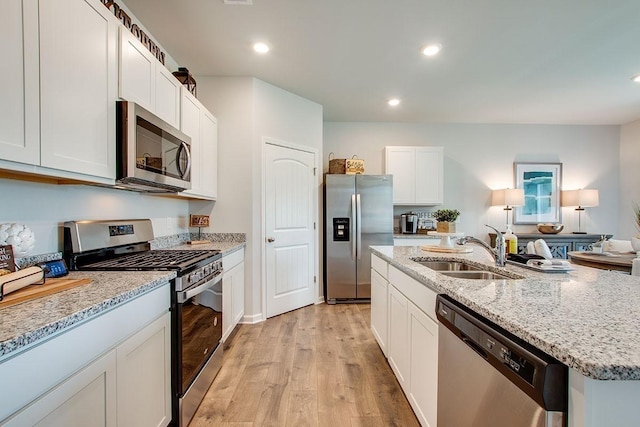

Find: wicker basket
<box><xmin>328</xmin><ymin>153</ymin><xmax>365</xmax><ymax>174</ymax></box>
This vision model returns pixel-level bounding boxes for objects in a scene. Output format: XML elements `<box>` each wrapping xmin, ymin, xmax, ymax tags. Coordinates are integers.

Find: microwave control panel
<box><xmin>333</xmin><ymin>218</ymin><xmax>350</xmax><ymax>242</ymax></box>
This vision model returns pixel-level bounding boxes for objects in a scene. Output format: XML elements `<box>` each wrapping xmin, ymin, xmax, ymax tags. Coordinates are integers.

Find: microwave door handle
<box><xmin>176</xmin><ymin>141</ymin><xmax>192</xmax><ymax>180</ymax></box>
<box><xmin>178</xmin><ymin>272</ymin><xmax>222</xmax><ymax>303</ymax></box>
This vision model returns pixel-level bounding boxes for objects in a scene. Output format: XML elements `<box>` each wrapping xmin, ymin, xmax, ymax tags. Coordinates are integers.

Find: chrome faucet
<box><xmin>457</xmin><ymin>225</ymin><xmax>506</xmax><ymax>267</ymax></box>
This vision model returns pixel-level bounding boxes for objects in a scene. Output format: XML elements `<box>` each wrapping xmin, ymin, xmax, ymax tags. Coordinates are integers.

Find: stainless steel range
<box><xmin>63</xmin><ymin>219</ymin><xmax>223</xmax><ymax>427</ymax></box>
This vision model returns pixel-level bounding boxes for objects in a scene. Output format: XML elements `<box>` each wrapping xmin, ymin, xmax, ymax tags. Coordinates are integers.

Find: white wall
<box><xmin>324</xmin><ymin>122</ymin><xmax>621</xmax><ymax>239</ymax></box>
<box><xmin>0</xmin><ymin>178</ymin><xmax>189</xmax><ymax>255</ymax></box>
<box><xmin>192</xmin><ymin>77</ymin><xmax>323</xmax><ymax>321</ymax></box>
<box><xmin>619</xmin><ymin>119</ymin><xmax>640</xmax><ymax>239</ymax></box>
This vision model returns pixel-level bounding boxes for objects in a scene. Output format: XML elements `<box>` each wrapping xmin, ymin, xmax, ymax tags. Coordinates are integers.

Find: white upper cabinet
<box><xmin>385</xmin><ymin>146</ymin><xmax>443</xmax><ymax>205</ymax></box>
<box><xmin>0</xmin><ymin>0</ymin><xmax>39</xmax><ymax>165</ymax></box>
<box><xmin>119</xmin><ymin>29</ymin><xmax>181</xmax><ymax>129</ymax></box>
<box><xmin>180</xmin><ymin>88</ymin><xmax>218</xmax><ymax>200</ymax></box>
<box><xmin>0</xmin><ymin>0</ymin><xmax>118</xmax><ymax>182</ymax></box>
<box><xmin>39</xmin><ymin>0</ymin><xmax>118</xmax><ymax>179</ymax></box>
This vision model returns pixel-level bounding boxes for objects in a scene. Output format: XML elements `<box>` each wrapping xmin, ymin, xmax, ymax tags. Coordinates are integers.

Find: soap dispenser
<box><xmin>504</xmin><ymin>226</ymin><xmax>518</xmax><ymax>255</ymax></box>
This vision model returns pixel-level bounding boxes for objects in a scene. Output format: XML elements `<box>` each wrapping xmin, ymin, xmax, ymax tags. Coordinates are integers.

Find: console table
<box><xmin>489</xmin><ymin>233</ymin><xmax>612</xmax><ymax>259</ymax></box>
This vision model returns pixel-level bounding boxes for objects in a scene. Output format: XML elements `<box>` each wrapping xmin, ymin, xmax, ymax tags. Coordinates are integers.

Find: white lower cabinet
<box><xmin>388</xmin><ymin>284</ymin><xmax>410</xmax><ymax>391</ymax></box>
<box><xmin>116</xmin><ymin>313</ymin><xmax>171</xmax><ymax>427</ymax></box>
<box><xmin>3</xmin><ymin>350</ymin><xmax>117</xmax><ymax>427</ymax></box>
<box><xmin>370</xmin><ymin>269</ymin><xmax>388</xmax><ymax>356</ymax></box>
<box><xmin>0</xmin><ymin>284</ymin><xmax>171</xmax><ymax>427</ymax></box>
<box><xmin>372</xmin><ymin>257</ymin><xmax>439</xmax><ymax>427</ymax></box>
<box><xmin>222</xmin><ymin>249</ymin><xmax>245</xmax><ymax>341</ymax></box>
<box><xmin>408</xmin><ymin>301</ymin><xmax>438</xmax><ymax>427</ymax></box>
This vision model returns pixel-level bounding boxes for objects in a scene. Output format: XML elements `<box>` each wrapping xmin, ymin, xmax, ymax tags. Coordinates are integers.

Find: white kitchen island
<box><xmin>371</xmin><ymin>245</ymin><xmax>640</xmax><ymax>427</ymax></box>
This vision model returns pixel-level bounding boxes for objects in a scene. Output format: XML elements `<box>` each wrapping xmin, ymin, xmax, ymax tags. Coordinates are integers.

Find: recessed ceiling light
<box><xmin>632</xmin><ymin>75</ymin><xmax>640</xmax><ymax>83</ymax></box>
<box><xmin>422</xmin><ymin>44</ymin><xmax>442</xmax><ymax>57</ymax></box>
<box><xmin>253</xmin><ymin>42</ymin><xmax>270</xmax><ymax>54</ymax></box>
<box><xmin>388</xmin><ymin>98</ymin><xmax>401</xmax><ymax>107</ymax></box>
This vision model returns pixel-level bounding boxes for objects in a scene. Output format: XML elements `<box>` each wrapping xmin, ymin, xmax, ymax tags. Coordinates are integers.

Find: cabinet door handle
<box><xmin>267</xmin><ymin>237</ymin><xmax>275</xmax><ymax>242</ymax></box>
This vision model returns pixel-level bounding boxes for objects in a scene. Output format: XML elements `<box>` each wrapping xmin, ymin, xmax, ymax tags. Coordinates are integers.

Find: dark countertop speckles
<box><xmin>371</xmin><ymin>245</ymin><xmax>640</xmax><ymax>381</ymax></box>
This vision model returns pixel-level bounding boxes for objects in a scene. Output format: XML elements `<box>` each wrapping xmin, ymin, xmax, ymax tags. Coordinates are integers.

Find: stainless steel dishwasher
<box><xmin>436</xmin><ymin>295</ymin><xmax>567</xmax><ymax>427</ymax></box>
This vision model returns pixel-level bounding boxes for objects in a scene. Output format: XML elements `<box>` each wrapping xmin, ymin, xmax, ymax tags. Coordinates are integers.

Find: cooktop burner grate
<box><xmin>84</xmin><ymin>250</ymin><xmax>220</xmax><ymax>270</ymax></box>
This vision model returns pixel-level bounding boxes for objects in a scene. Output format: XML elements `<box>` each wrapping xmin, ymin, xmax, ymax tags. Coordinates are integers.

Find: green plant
<box><xmin>433</xmin><ymin>209</ymin><xmax>460</xmax><ymax>222</ymax></box>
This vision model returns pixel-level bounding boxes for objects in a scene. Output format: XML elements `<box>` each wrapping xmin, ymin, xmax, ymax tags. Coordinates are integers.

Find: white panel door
<box><xmin>265</xmin><ymin>143</ymin><xmax>316</xmax><ymax>318</ymax></box>
<box><xmin>0</xmin><ymin>0</ymin><xmax>39</xmax><ymax>165</ymax></box>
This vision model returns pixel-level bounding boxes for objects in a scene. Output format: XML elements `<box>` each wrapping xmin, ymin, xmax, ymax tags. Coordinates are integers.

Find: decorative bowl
<box><xmin>537</xmin><ymin>224</ymin><xmax>564</xmax><ymax>234</ymax></box>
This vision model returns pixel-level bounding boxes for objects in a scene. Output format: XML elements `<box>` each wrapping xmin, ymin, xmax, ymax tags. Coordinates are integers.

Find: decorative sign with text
<box><xmin>189</xmin><ymin>215</ymin><xmax>210</xmax><ymax>228</ymax></box>
<box><xmin>0</xmin><ymin>245</ymin><xmax>16</xmax><ymax>275</ymax></box>
<box><xmin>100</xmin><ymin>0</ymin><xmax>166</xmax><ymax>65</ymax></box>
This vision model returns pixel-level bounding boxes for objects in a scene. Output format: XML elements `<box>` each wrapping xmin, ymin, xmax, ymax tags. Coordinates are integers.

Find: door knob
<box><xmin>267</xmin><ymin>237</ymin><xmax>275</xmax><ymax>242</ymax></box>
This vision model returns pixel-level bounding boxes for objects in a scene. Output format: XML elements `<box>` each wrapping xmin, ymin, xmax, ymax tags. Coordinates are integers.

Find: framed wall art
<box><xmin>513</xmin><ymin>162</ymin><xmax>562</xmax><ymax>225</ymax></box>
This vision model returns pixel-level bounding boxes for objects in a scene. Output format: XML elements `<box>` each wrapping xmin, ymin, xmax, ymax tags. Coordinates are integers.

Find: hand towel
<box><xmin>526</xmin><ymin>241</ymin><xmax>536</xmax><ymax>255</ymax></box>
<box><xmin>534</xmin><ymin>239</ymin><xmax>553</xmax><ymax>260</ymax></box>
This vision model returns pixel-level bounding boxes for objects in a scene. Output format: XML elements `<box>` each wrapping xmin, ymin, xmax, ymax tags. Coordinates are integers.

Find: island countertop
<box><xmin>371</xmin><ymin>245</ymin><xmax>640</xmax><ymax>380</ymax></box>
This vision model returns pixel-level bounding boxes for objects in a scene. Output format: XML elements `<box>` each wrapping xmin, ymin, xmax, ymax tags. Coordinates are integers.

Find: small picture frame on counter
<box><xmin>0</xmin><ymin>245</ymin><xmax>16</xmax><ymax>276</ymax></box>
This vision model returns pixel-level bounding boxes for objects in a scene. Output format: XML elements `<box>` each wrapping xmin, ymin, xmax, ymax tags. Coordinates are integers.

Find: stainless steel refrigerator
<box><xmin>324</xmin><ymin>174</ymin><xmax>393</xmax><ymax>303</ymax></box>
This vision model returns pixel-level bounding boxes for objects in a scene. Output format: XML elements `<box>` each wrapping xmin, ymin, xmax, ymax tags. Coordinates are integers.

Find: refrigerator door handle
<box><xmin>356</xmin><ymin>193</ymin><xmax>362</xmax><ymax>260</ymax></box>
<box><xmin>351</xmin><ymin>194</ymin><xmax>357</xmax><ymax>260</ymax></box>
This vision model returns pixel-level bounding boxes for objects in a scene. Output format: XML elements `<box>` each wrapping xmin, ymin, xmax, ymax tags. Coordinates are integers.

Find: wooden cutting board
<box><xmin>0</xmin><ymin>277</ymin><xmax>92</xmax><ymax>309</ymax></box>
<box><xmin>421</xmin><ymin>245</ymin><xmax>473</xmax><ymax>253</ymax></box>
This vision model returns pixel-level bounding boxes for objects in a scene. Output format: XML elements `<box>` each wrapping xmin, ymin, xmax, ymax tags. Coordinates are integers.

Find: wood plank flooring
<box><xmin>190</xmin><ymin>303</ymin><xmax>419</xmax><ymax>427</ymax></box>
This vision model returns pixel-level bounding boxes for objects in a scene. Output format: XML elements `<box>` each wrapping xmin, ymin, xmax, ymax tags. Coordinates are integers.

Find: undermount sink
<box><xmin>413</xmin><ymin>260</ymin><xmax>483</xmax><ymax>272</ymax></box>
<box><xmin>439</xmin><ymin>270</ymin><xmax>515</xmax><ymax>280</ymax></box>
<box><xmin>411</xmin><ymin>258</ymin><xmax>524</xmax><ymax>280</ymax></box>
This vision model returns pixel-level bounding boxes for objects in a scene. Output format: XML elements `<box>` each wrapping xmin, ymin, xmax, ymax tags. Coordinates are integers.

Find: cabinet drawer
<box><xmin>223</xmin><ymin>249</ymin><xmax>244</xmax><ymax>270</ymax></box>
<box><xmin>389</xmin><ymin>265</ymin><xmax>438</xmax><ymax>322</ymax></box>
<box><xmin>371</xmin><ymin>254</ymin><xmax>388</xmax><ymax>279</ymax></box>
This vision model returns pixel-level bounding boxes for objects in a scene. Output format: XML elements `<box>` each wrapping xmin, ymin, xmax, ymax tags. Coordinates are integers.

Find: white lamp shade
<box><xmin>492</xmin><ymin>188</ymin><xmax>525</xmax><ymax>207</ymax></box>
<box><xmin>562</xmin><ymin>189</ymin><xmax>599</xmax><ymax>208</ymax></box>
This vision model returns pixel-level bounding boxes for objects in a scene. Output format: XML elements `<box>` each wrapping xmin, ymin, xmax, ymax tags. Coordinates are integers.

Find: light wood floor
<box><xmin>190</xmin><ymin>303</ymin><xmax>420</xmax><ymax>427</ymax></box>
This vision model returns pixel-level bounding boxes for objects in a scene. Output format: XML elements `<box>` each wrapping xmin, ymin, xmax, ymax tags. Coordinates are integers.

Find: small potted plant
<box><xmin>433</xmin><ymin>209</ymin><xmax>460</xmax><ymax>233</ymax></box>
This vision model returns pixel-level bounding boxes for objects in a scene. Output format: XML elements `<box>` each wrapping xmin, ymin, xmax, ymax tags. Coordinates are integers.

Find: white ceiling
<box><xmin>123</xmin><ymin>0</ymin><xmax>640</xmax><ymax>124</ymax></box>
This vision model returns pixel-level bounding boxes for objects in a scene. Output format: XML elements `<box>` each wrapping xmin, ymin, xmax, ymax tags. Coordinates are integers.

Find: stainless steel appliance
<box><xmin>401</xmin><ymin>212</ymin><xmax>418</xmax><ymax>234</ymax></box>
<box><xmin>436</xmin><ymin>294</ymin><xmax>567</xmax><ymax>427</ymax></box>
<box><xmin>323</xmin><ymin>174</ymin><xmax>393</xmax><ymax>303</ymax></box>
<box><xmin>63</xmin><ymin>219</ymin><xmax>223</xmax><ymax>427</ymax></box>
<box><xmin>117</xmin><ymin>101</ymin><xmax>192</xmax><ymax>193</ymax></box>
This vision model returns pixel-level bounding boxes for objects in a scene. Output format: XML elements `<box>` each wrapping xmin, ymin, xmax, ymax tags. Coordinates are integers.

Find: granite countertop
<box><xmin>0</xmin><ymin>238</ymin><xmax>245</xmax><ymax>361</ymax></box>
<box><xmin>167</xmin><ymin>241</ymin><xmax>245</xmax><ymax>255</ymax></box>
<box><xmin>393</xmin><ymin>233</ymin><xmax>439</xmax><ymax>239</ymax></box>
<box><xmin>0</xmin><ymin>270</ymin><xmax>175</xmax><ymax>360</ymax></box>
<box><xmin>371</xmin><ymin>245</ymin><xmax>640</xmax><ymax>381</ymax></box>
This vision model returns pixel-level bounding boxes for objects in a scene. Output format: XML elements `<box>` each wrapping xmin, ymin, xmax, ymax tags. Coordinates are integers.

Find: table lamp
<box><xmin>492</xmin><ymin>188</ymin><xmax>525</xmax><ymax>232</ymax></box>
<box><xmin>561</xmin><ymin>189</ymin><xmax>599</xmax><ymax>234</ymax></box>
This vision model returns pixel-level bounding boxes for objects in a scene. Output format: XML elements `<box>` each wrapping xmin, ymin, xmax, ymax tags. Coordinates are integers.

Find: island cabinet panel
<box><xmin>376</xmin><ymin>260</ymin><xmax>439</xmax><ymax>426</ymax></box>
<box><xmin>371</xmin><ymin>268</ymin><xmax>389</xmax><ymax>356</ymax></box>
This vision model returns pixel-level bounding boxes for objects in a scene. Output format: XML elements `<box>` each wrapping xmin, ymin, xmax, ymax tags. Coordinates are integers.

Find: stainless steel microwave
<box><xmin>116</xmin><ymin>101</ymin><xmax>192</xmax><ymax>192</ymax></box>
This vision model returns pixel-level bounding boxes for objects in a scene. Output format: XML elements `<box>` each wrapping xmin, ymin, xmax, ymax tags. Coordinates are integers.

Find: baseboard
<box><xmin>240</xmin><ymin>313</ymin><xmax>263</xmax><ymax>324</ymax></box>
<box><xmin>316</xmin><ymin>295</ymin><xmax>325</xmax><ymax>305</ymax></box>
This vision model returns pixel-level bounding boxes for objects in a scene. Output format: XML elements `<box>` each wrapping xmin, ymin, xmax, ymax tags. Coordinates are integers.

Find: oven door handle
<box><xmin>178</xmin><ymin>272</ymin><xmax>222</xmax><ymax>303</ymax></box>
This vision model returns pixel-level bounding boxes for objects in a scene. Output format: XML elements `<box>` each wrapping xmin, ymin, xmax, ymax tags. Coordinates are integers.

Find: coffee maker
<box><xmin>401</xmin><ymin>212</ymin><xmax>418</xmax><ymax>234</ymax></box>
